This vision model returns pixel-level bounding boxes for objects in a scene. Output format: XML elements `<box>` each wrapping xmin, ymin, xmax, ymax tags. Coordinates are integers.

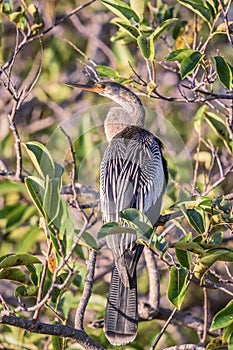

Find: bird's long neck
<box><xmin>104</xmin><ymin>92</ymin><xmax>145</xmax><ymax>142</ymax></box>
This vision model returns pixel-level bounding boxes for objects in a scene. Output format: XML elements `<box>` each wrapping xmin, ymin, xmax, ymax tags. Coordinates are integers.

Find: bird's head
<box><xmin>65</xmin><ymin>81</ymin><xmax>131</xmax><ymax>101</ymax></box>
<box><xmin>66</xmin><ymin>80</ymin><xmax>145</xmax><ymax>139</ymax></box>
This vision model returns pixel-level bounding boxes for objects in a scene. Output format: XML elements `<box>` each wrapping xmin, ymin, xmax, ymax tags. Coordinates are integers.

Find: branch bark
<box><xmin>0</xmin><ymin>314</ymin><xmax>105</xmax><ymax>350</ymax></box>
<box><xmin>75</xmin><ymin>249</ymin><xmax>97</xmax><ymax>330</ymax></box>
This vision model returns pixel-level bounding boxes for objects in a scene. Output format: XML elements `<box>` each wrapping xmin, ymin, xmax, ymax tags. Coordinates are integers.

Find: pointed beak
<box><xmin>65</xmin><ymin>82</ymin><xmax>104</xmax><ymax>94</ymax></box>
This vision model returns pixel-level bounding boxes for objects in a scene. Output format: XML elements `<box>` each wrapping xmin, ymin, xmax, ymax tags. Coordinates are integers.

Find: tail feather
<box><xmin>104</xmin><ymin>264</ymin><xmax>138</xmax><ymax>346</ymax></box>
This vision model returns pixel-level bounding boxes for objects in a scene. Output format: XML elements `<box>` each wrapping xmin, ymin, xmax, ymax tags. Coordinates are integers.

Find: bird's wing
<box><xmin>100</xmin><ymin>138</ymin><xmax>126</xmax><ymax>223</ymax></box>
<box><xmin>100</xmin><ymin>131</ymin><xmax>166</xmax><ymax>286</ymax></box>
<box><xmin>116</xmin><ymin>133</ymin><xmax>166</xmax><ymax>222</ymax></box>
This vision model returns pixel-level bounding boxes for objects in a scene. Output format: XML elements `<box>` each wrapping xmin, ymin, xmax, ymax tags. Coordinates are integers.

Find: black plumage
<box><xmin>66</xmin><ymin>81</ymin><xmax>167</xmax><ymax>346</ymax></box>
<box><xmin>101</xmin><ymin>125</ymin><xmax>167</xmax><ymax>345</ymax></box>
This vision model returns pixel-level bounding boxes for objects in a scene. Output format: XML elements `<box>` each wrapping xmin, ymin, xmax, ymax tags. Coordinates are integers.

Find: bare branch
<box><xmin>163</xmin><ymin>345</ymin><xmax>206</xmax><ymax>350</ymax></box>
<box><xmin>217</xmin><ymin>0</ymin><xmax>233</xmax><ymax>46</ymax></box>
<box><xmin>202</xmin><ymin>163</ymin><xmax>233</xmax><ymax>195</ymax></box>
<box><xmin>200</xmin><ymin>287</ymin><xmax>208</xmax><ymax>344</ymax></box>
<box><xmin>150</xmin><ymin>307</ymin><xmax>178</xmax><ymax>350</ymax></box>
<box><xmin>75</xmin><ymin>249</ymin><xmax>97</xmax><ymax>330</ymax></box>
<box><xmin>0</xmin><ymin>314</ymin><xmax>105</xmax><ymax>350</ymax></box>
<box><xmin>90</xmin><ymin>305</ymin><xmax>220</xmax><ymax>338</ymax></box>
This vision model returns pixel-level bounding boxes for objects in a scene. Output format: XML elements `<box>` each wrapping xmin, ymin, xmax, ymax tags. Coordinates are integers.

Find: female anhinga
<box><xmin>67</xmin><ymin>81</ymin><xmax>168</xmax><ymax>346</ymax></box>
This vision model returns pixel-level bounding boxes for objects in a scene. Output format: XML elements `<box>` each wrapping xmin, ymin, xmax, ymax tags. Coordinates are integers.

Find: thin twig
<box><xmin>202</xmin><ymin>163</ymin><xmax>233</xmax><ymax>195</ymax></box>
<box><xmin>162</xmin><ymin>345</ymin><xmax>205</xmax><ymax>350</ymax></box>
<box><xmin>192</xmin><ymin>134</ymin><xmax>201</xmax><ymax>195</ymax></box>
<box><xmin>150</xmin><ymin>307</ymin><xmax>178</xmax><ymax>350</ymax></box>
<box><xmin>75</xmin><ymin>249</ymin><xmax>97</xmax><ymax>330</ymax></box>
<box><xmin>200</xmin><ymin>287</ymin><xmax>208</xmax><ymax>344</ymax></box>
<box><xmin>45</xmin><ymin>303</ymin><xmax>65</xmax><ymax>323</ymax></box>
<box><xmin>32</xmin><ymin>258</ymin><xmax>49</xmax><ymax>322</ymax></box>
<box><xmin>8</xmin><ymin>98</ymin><xmax>25</xmax><ymax>180</ymax></box>
<box><xmin>217</xmin><ymin>0</ymin><xmax>233</xmax><ymax>46</ymax></box>
<box><xmin>1</xmin><ymin>0</ymin><xmax>96</xmax><ymax>73</ymax></box>
<box><xmin>32</xmin><ymin>227</ymin><xmax>55</xmax><ymax>322</ymax></box>
<box><xmin>128</xmin><ymin>61</ymin><xmax>147</xmax><ymax>86</ymax></box>
<box><xmin>0</xmin><ymin>294</ymin><xmax>11</xmax><ymax>311</ymax></box>
<box><xmin>10</xmin><ymin>221</ymin><xmax>90</xmax><ymax>315</ymax></box>
<box><xmin>59</xmin><ymin>126</ymin><xmax>89</xmax><ymax>223</ymax></box>
<box><xmin>181</xmin><ymin>84</ymin><xmax>233</xmax><ymax>100</ymax></box>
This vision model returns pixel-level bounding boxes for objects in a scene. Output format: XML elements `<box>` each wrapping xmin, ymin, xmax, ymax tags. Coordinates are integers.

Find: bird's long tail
<box><xmin>104</xmin><ymin>263</ymin><xmax>138</xmax><ymax>346</ymax></box>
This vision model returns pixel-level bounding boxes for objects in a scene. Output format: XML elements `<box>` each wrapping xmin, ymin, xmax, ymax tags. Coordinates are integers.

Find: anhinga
<box><xmin>67</xmin><ymin>81</ymin><xmax>168</xmax><ymax>346</ymax></box>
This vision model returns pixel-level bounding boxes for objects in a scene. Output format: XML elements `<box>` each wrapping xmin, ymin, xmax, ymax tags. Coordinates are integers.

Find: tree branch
<box><xmin>89</xmin><ymin>304</ymin><xmax>220</xmax><ymax>339</ymax></box>
<box><xmin>163</xmin><ymin>345</ymin><xmax>206</xmax><ymax>350</ymax></box>
<box><xmin>75</xmin><ymin>249</ymin><xmax>97</xmax><ymax>330</ymax></box>
<box><xmin>0</xmin><ymin>314</ymin><xmax>105</xmax><ymax>350</ymax></box>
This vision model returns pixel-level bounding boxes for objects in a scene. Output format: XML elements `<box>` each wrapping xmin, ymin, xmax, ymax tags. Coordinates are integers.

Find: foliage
<box><xmin>0</xmin><ymin>0</ymin><xmax>233</xmax><ymax>349</ymax></box>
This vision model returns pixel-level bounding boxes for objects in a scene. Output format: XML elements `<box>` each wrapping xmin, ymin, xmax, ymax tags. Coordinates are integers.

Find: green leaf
<box><xmin>0</xmin><ymin>254</ymin><xmax>41</xmax><ymax>268</ymax></box>
<box><xmin>51</xmin><ymin>334</ymin><xmax>63</xmax><ymax>350</ymax></box>
<box><xmin>25</xmin><ymin>176</ymin><xmax>45</xmax><ymax>217</ymax></box>
<box><xmin>113</xmin><ymin>19</ymin><xmax>140</xmax><ymax>38</ymax></box>
<box><xmin>183</xmin><ymin>208</ymin><xmax>205</xmax><ymax>234</ymax></box>
<box><xmin>28</xmin><ymin>2</ymin><xmax>43</xmax><ymax>34</ymax></box>
<box><xmin>23</xmin><ymin>141</ymin><xmax>55</xmax><ymax>179</ymax></box>
<box><xmin>52</xmin><ymin>198</ymin><xmax>71</xmax><ymax>236</ymax></box>
<box><xmin>194</xmin><ymin>248</ymin><xmax>233</xmax><ymax>280</ymax></box>
<box><xmin>137</xmin><ymin>35</ymin><xmax>154</xmax><ymax>60</ymax></box>
<box><xmin>176</xmin><ymin>249</ymin><xmax>191</xmax><ymax>269</ymax></box>
<box><xmin>208</xmin><ymin>232</ymin><xmax>223</xmax><ymax>245</ymax></box>
<box><xmin>54</xmin><ymin>162</ymin><xmax>64</xmax><ymax>179</ymax></box>
<box><xmin>101</xmin><ymin>0</ymin><xmax>139</xmax><ymax>22</ymax></box>
<box><xmin>99</xmin><ymin>224</ymin><xmax>137</xmax><ymax>240</ymax></box>
<box><xmin>172</xmin><ymin>241</ymin><xmax>205</xmax><ymax>256</ymax></box>
<box><xmin>175</xmin><ymin>235</ymin><xmax>192</xmax><ymax>269</ymax></box>
<box><xmin>211</xmin><ymin>300</ymin><xmax>233</xmax><ymax>330</ymax></box>
<box><xmin>166</xmin><ymin>48</ymin><xmax>195</xmax><ymax>62</ymax></box>
<box><xmin>74</xmin><ymin>230</ymin><xmax>99</xmax><ymax>251</ymax></box>
<box><xmin>43</xmin><ymin>176</ymin><xmax>61</xmax><ymax>224</ymax></box>
<box><xmin>129</xmin><ymin>0</ymin><xmax>145</xmax><ymax>20</ymax></box>
<box><xmin>206</xmin><ymin>0</ymin><xmax>220</xmax><ymax>16</ymax></box>
<box><xmin>51</xmin><ymin>322</ymin><xmax>63</xmax><ymax>350</ymax></box>
<box><xmin>96</xmin><ymin>65</ymin><xmax>119</xmax><ymax>78</ymax></box>
<box><xmin>204</xmin><ymin>112</ymin><xmax>233</xmax><ymax>153</ymax></box>
<box><xmin>0</xmin><ymin>268</ymin><xmax>26</xmax><ymax>283</ymax></box>
<box><xmin>223</xmin><ymin>322</ymin><xmax>233</xmax><ymax>343</ymax></box>
<box><xmin>216</xmin><ymin>21</ymin><xmax>233</xmax><ymax>34</ymax></box>
<box><xmin>229</xmin><ymin>332</ymin><xmax>233</xmax><ymax>350</ymax></box>
<box><xmin>2</xmin><ymin>0</ymin><xmax>13</xmax><ymax>14</ymax></box>
<box><xmin>172</xmin><ymin>20</ymin><xmax>188</xmax><ymax>40</ymax></box>
<box><xmin>168</xmin><ymin>266</ymin><xmax>188</xmax><ymax>309</ymax></box>
<box><xmin>178</xmin><ymin>0</ymin><xmax>212</xmax><ymax>26</ymax></box>
<box><xmin>119</xmin><ymin>208</ymin><xmax>153</xmax><ymax>239</ymax></box>
<box><xmin>198</xmin><ymin>198</ymin><xmax>221</xmax><ymax>215</ymax></box>
<box><xmin>213</xmin><ymin>56</ymin><xmax>233</xmax><ymax>90</ymax></box>
<box><xmin>15</xmin><ymin>285</ymin><xmax>38</xmax><ymax>297</ymax></box>
<box><xmin>9</xmin><ymin>6</ymin><xmax>26</xmax><ymax>30</ymax></box>
<box><xmin>215</xmin><ymin>197</ymin><xmax>232</xmax><ymax>215</ymax></box>
<box><xmin>150</xmin><ymin>233</ymin><xmax>168</xmax><ymax>254</ymax></box>
<box><xmin>180</xmin><ymin>51</ymin><xmax>204</xmax><ymax>79</ymax></box>
<box><xmin>98</xmin><ymin>222</ymin><xmax>121</xmax><ymax>240</ymax></box>
<box><xmin>26</xmin><ymin>264</ymin><xmax>39</xmax><ymax>286</ymax></box>
<box><xmin>152</xmin><ymin>18</ymin><xmax>178</xmax><ymax>40</ymax></box>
